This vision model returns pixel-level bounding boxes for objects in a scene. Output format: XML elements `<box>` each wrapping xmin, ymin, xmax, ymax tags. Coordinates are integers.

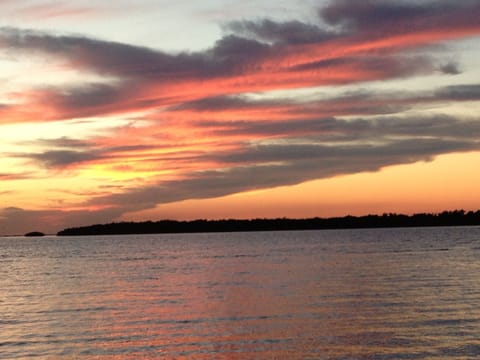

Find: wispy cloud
<box><xmin>11</xmin><ymin>136</ymin><xmax>159</xmax><ymax>169</ymax></box>
<box><xmin>0</xmin><ymin>172</ymin><xmax>32</xmax><ymax>180</ymax></box>
<box><xmin>15</xmin><ymin>2</ymin><xmax>97</xmax><ymax>20</ymax></box>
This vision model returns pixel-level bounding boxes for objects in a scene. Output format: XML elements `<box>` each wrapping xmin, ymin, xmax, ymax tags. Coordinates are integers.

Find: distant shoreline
<box><xmin>57</xmin><ymin>210</ymin><xmax>480</xmax><ymax>236</ymax></box>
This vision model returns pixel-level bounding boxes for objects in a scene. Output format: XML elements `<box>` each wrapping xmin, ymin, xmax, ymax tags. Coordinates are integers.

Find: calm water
<box><xmin>2</xmin><ymin>227</ymin><xmax>480</xmax><ymax>359</ymax></box>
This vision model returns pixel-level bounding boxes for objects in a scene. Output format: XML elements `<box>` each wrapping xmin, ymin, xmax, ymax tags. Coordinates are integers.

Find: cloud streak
<box><xmin>1</xmin><ymin>0</ymin><xmax>480</xmax><ymax>233</ymax></box>
<box><xmin>1</xmin><ymin>0</ymin><xmax>479</xmax><ymax>122</ymax></box>
<box><xmin>80</xmin><ymin>113</ymin><xmax>480</xmax><ymax>215</ymax></box>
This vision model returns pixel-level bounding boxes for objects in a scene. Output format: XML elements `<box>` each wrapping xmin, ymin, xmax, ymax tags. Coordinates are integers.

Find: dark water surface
<box><xmin>2</xmin><ymin>227</ymin><xmax>480</xmax><ymax>359</ymax></box>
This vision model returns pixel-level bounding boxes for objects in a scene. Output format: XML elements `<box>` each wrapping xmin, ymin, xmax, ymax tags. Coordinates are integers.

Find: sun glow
<box><xmin>121</xmin><ymin>152</ymin><xmax>480</xmax><ymax>223</ymax></box>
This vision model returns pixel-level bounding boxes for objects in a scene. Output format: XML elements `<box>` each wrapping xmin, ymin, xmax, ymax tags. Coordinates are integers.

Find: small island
<box><xmin>25</xmin><ymin>231</ymin><xmax>45</xmax><ymax>237</ymax></box>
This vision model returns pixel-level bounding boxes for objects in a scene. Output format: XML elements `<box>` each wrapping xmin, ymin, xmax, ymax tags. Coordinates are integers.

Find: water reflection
<box><xmin>1</xmin><ymin>227</ymin><xmax>480</xmax><ymax>358</ymax></box>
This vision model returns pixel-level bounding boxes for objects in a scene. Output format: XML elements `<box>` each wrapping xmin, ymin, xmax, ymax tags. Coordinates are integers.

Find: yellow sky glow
<box><xmin>124</xmin><ymin>151</ymin><xmax>480</xmax><ymax>222</ymax></box>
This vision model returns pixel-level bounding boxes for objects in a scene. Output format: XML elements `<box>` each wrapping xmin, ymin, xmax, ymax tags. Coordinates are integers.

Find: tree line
<box><xmin>57</xmin><ymin>209</ymin><xmax>480</xmax><ymax>236</ymax></box>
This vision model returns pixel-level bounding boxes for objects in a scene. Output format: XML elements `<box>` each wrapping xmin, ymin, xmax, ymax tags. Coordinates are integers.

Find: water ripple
<box><xmin>1</xmin><ymin>227</ymin><xmax>480</xmax><ymax>358</ymax></box>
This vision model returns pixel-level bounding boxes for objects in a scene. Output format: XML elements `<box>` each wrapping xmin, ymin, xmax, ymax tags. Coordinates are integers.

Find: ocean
<box><xmin>1</xmin><ymin>227</ymin><xmax>480</xmax><ymax>359</ymax></box>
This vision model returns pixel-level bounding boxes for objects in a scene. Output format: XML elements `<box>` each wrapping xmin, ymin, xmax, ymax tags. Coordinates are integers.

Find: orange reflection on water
<box><xmin>3</xmin><ymin>229</ymin><xmax>480</xmax><ymax>359</ymax></box>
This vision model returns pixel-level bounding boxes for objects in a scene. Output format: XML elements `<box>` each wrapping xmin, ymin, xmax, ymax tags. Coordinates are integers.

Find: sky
<box><xmin>1</xmin><ymin>0</ymin><xmax>480</xmax><ymax>235</ymax></box>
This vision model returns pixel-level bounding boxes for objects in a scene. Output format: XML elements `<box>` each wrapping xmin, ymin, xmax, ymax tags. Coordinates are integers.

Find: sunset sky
<box><xmin>1</xmin><ymin>0</ymin><xmax>480</xmax><ymax>235</ymax></box>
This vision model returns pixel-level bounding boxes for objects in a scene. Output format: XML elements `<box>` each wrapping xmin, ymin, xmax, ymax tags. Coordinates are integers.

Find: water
<box><xmin>1</xmin><ymin>227</ymin><xmax>480</xmax><ymax>359</ymax></box>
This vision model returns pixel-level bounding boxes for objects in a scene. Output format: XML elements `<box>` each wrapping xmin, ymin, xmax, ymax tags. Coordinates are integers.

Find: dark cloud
<box><xmin>321</xmin><ymin>0</ymin><xmax>431</xmax><ymax>30</ymax></box>
<box><xmin>11</xmin><ymin>136</ymin><xmax>102</xmax><ymax>168</ymax></box>
<box><xmin>217</xmin><ymin>138</ymin><xmax>477</xmax><ymax>165</ymax></box>
<box><xmin>0</xmin><ymin>27</ymin><xmax>206</xmax><ymax>79</ymax></box>
<box><xmin>197</xmin><ymin>115</ymin><xmax>480</xmax><ymax>140</ymax></box>
<box><xmin>320</xmin><ymin>0</ymin><xmax>480</xmax><ymax>34</ymax></box>
<box><xmin>0</xmin><ymin>27</ymin><xmax>266</xmax><ymax>81</ymax></box>
<box><xmin>436</xmin><ymin>84</ymin><xmax>480</xmax><ymax>101</ymax></box>
<box><xmin>227</xmin><ymin>19</ymin><xmax>337</xmax><ymax>45</ymax></box>
<box><xmin>170</xmin><ymin>90</ymin><xmax>399</xmax><ymax>118</ymax></box>
<box><xmin>370</xmin><ymin>115</ymin><xmax>480</xmax><ymax>139</ymax></box>
<box><xmin>290</xmin><ymin>54</ymin><xmax>432</xmax><ymax>73</ymax></box>
<box><xmin>209</xmin><ymin>35</ymin><xmax>270</xmax><ymax>68</ymax></box>
<box><xmin>199</xmin><ymin>118</ymin><xmax>338</xmax><ymax>137</ymax></box>
<box><xmin>26</xmin><ymin>136</ymin><xmax>93</xmax><ymax>148</ymax></box>
<box><xmin>291</xmin><ymin>55</ymin><xmax>435</xmax><ymax>82</ymax></box>
<box><xmin>12</xmin><ymin>135</ymin><xmax>162</xmax><ymax>169</ymax></box>
<box><xmin>170</xmin><ymin>94</ymin><xmax>285</xmax><ymax>112</ymax></box>
<box><xmin>23</xmin><ymin>149</ymin><xmax>101</xmax><ymax>167</ymax></box>
<box><xmin>440</xmin><ymin>62</ymin><xmax>461</xmax><ymax>75</ymax></box>
<box><xmin>105</xmin><ymin>144</ymin><xmax>156</xmax><ymax>153</ymax></box>
<box><xmin>169</xmin><ymin>83</ymin><xmax>480</xmax><ymax>122</ymax></box>
<box><xmin>28</xmin><ymin>136</ymin><xmax>156</xmax><ymax>153</ymax></box>
<box><xmin>32</xmin><ymin>82</ymin><xmax>179</xmax><ymax>121</ymax></box>
<box><xmin>52</xmin><ymin>83</ymin><xmax>125</xmax><ymax>109</ymax></box>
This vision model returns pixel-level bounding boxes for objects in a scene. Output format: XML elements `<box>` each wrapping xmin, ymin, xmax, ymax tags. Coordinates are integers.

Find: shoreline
<box><xmin>57</xmin><ymin>210</ymin><xmax>480</xmax><ymax>236</ymax></box>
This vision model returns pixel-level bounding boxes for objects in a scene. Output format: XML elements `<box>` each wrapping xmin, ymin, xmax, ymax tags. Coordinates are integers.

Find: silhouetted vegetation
<box><xmin>25</xmin><ymin>231</ymin><xmax>45</xmax><ymax>237</ymax></box>
<box><xmin>57</xmin><ymin>209</ymin><xmax>480</xmax><ymax>236</ymax></box>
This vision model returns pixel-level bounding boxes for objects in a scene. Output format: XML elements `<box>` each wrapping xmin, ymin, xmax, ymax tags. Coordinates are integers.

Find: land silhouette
<box><xmin>24</xmin><ymin>231</ymin><xmax>45</xmax><ymax>237</ymax></box>
<box><xmin>57</xmin><ymin>209</ymin><xmax>480</xmax><ymax>236</ymax></box>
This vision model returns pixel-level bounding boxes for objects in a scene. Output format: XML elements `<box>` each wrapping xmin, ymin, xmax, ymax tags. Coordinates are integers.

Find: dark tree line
<box><xmin>57</xmin><ymin>209</ymin><xmax>480</xmax><ymax>236</ymax></box>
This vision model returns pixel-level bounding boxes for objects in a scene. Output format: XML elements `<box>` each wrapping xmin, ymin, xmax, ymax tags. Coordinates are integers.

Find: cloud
<box><xmin>216</xmin><ymin>118</ymin><xmax>480</xmax><ymax>166</ymax></box>
<box><xmin>2</xmin><ymin>1</ymin><xmax>480</xmax><ymax>234</ymax></box>
<box><xmin>167</xmin><ymin>82</ymin><xmax>480</xmax><ymax>123</ymax></box>
<box><xmin>51</xmin><ymin>83</ymin><xmax>125</xmax><ymax>109</ymax></box>
<box><xmin>2</xmin><ymin>0</ymin><xmax>479</xmax><ymax>83</ymax></box>
<box><xmin>86</xmin><ymin>135</ymin><xmax>478</xmax><ymax>213</ymax></box>
<box><xmin>194</xmin><ymin>114</ymin><xmax>480</xmax><ymax>141</ymax></box>
<box><xmin>12</xmin><ymin>136</ymin><xmax>159</xmax><ymax>169</ymax></box>
<box><xmin>38</xmin><ymin>82</ymin><xmax>140</xmax><ymax>120</ymax></box>
<box><xmin>25</xmin><ymin>136</ymin><xmax>93</xmax><ymax>148</ymax></box>
<box><xmin>436</xmin><ymin>84</ymin><xmax>480</xmax><ymax>101</ymax></box>
<box><xmin>0</xmin><ymin>28</ymin><xmax>268</xmax><ymax>82</ymax></box>
<box><xmin>80</xmin><ymin>113</ymin><xmax>480</xmax><ymax>214</ymax></box>
<box><xmin>14</xmin><ymin>2</ymin><xmax>98</xmax><ymax>20</ymax></box>
<box><xmin>439</xmin><ymin>62</ymin><xmax>461</xmax><ymax>75</ymax></box>
<box><xmin>0</xmin><ymin>27</ymin><xmax>208</xmax><ymax>80</ymax></box>
<box><xmin>1</xmin><ymin>0</ymin><xmax>479</xmax><ymax>124</ymax></box>
<box><xmin>10</xmin><ymin>136</ymin><xmax>102</xmax><ymax>168</ymax></box>
<box><xmin>0</xmin><ymin>172</ymin><xmax>32</xmax><ymax>180</ymax></box>
<box><xmin>12</xmin><ymin>80</ymin><xmax>480</xmax><ymax>171</ymax></box>
<box><xmin>21</xmin><ymin>149</ymin><xmax>101</xmax><ymax>168</ymax></box>
<box><xmin>320</xmin><ymin>0</ymin><xmax>480</xmax><ymax>35</ymax></box>
<box><xmin>227</xmin><ymin>19</ymin><xmax>337</xmax><ymax>45</ymax></box>
<box><xmin>169</xmin><ymin>94</ymin><xmax>286</xmax><ymax>112</ymax></box>
<box><xmin>197</xmin><ymin>118</ymin><xmax>340</xmax><ymax>137</ymax></box>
